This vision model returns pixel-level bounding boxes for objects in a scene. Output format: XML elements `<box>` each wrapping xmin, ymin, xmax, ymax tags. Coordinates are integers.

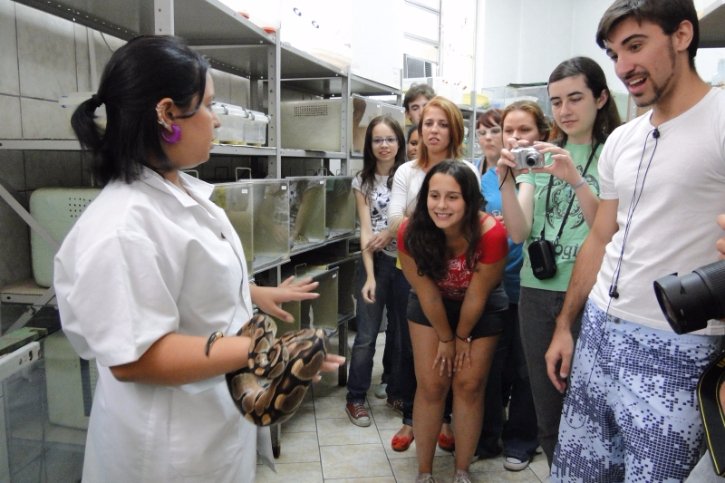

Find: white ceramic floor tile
<box><xmin>325</xmin><ymin>478</ymin><xmax>396</xmax><ymax>483</ymax></box>
<box><xmin>256</xmin><ymin>461</ymin><xmax>323</xmax><ymax>483</ymax></box>
<box><xmin>317</xmin><ymin>417</ymin><xmax>381</xmax><ymax>446</ymax></box>
<box><xmin>257</xmin><ymin>331</ymin><xmax>550</xmax><ymax>483</ymax></box>
<box><xmin>314</xmin><ymin>394</ymin><xmax>352</xmax><ymax>420</ymax></box>
<box><xmin>320</xmin><ymin>443</ymin><xmax>393</xmax><ymax>479</ymax></box>
<box><xmin>281</xmin><ymin>402</ymin><xmax>317</xmax><ymax>433</ymax></box>
<box><xmin>272</xmin><ymin>430</ymin><xmax>321</xmax><ymax>464</ymax></box>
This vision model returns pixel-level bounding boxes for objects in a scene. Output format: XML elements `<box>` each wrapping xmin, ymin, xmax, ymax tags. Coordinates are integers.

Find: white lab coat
<box><xmin>54</xmin><ymin>168</ymin><xmax>271</xmax><ymax>482</ymax></box>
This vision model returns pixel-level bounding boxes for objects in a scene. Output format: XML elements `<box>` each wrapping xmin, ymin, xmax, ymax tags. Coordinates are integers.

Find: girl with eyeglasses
<box><xmin>344</xmin><ymin>115</ymin><xmax>409</xmax><ymax>428</ymax></box>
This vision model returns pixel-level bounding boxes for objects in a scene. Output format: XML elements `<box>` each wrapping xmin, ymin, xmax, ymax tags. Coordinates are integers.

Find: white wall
<box><xmin>473</xmin><ymin>0</ymin><xmax>725</xmax><ymax>102</ymax></box>
<box><xmin>476</xmin><ymin>0</ymin><xmax>608</xmax><ymax>88</ymax></box>
<box><xmin>351</xmin><ymin>0</ymin><xmax>404</xmax><ymax>88</ymax></box>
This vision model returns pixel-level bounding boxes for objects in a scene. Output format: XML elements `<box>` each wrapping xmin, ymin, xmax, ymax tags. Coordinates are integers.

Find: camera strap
<box><xmin>540</xmin><ymin>144</ymin><xmax>598</xmax><ymax>244</ymax></box>
<box><xmin>697</xmin><ymin>349</ymin><xmax>725</xmax><ymax>475</ymax></box>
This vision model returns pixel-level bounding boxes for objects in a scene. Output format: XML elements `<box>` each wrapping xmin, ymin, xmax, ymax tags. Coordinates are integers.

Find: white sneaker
<box><xmin>452</xmin><ymin>469</ymin><xmax>472</xmax><ymax>483</ymax></box>
<box><xmin>373</xmin><ymin>383</ymin><xmax>387</xmax><ymax>399</ymax></box>
<box><xmin>415</xmin><ymin>473</ymin><xmax>437</xmax><ymax>483</ymax></box>
<box><xmin>503</xmin><ymin>455</ymin><xmax>531</xmax><ymax>471</ymax></box>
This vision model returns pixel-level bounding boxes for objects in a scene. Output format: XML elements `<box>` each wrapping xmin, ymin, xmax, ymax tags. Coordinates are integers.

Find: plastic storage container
<box><xmin>211</xmin><ymin>179</ymin><xmax>290</xmax><ymax>272</ymax></box>
<box><xmin>280</xmin><ymin>95</ymin><xmax>404</xmax><ymax>154</ymax></box>
<box><xmin>213</xmin><ymin>103</ymin><xmax>247</xmax><ymax>145</ymax></box>
<box><xmin>287</xmin><ymin>176</ymin><xmax>327</xmax><ymax>250</ymax></box>
<box><xmin>210</xmin><ymin>181</ymin><xmax>255</xmax><ymax>270</ymax></box>
<box><xmin>250</xmin><ymin>179</ymin><xmax>289</xmax><ymax>270</ymax></box>
<box><xmin>29</xmin><ymin>188</ymin><xmax>101</xmax><ymax>287</ymax></box>
<box><xmin>243</xmin><ymin>110</ymin><xmax>269</xmax><ymax>146</ymax></box>
<box><xmin>325</xmin><ymin>176</ymin><xmax>355</xmax><ymax>238</ymax></box>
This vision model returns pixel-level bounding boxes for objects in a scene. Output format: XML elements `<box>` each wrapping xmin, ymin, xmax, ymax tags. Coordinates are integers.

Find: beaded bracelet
<box><xmin>456</xmin><ymin>333</ymin><xmax>472</xmax><ymax>343</ymax></box>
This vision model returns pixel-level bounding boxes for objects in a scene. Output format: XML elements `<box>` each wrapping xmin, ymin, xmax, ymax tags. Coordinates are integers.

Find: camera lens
<box><xmin>525</xmin><ymin>154</ymin><xmax>538</xmax><ymax>167</ymax></box>
<box><xmin>653</xmin><ymin>260</ymin><xmax>725</xmax><ymax>334</ymax></box>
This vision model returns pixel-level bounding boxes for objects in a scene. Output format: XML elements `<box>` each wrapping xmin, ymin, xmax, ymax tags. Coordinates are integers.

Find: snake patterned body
<box><xmin>226</xmin><ymin>313</ymin><xmax>328</xmax><ymax>426</ymax></box>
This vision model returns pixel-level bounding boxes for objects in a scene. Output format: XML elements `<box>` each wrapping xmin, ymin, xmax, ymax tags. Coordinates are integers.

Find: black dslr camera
<box><xmin>653</xmin><ymin>260</ymin><xmax>725</xmax><ymax>334</ymax></box>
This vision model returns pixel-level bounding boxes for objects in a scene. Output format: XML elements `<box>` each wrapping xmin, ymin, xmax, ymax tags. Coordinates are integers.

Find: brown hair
<box><xmin>596</xmin><ymin>0</ymin><xmax>699</xmax><ymax>69</ymax></box>
<box><xmin>501</xmin><ymin>100</ymin><xmax>551</xmax><ymax>142</ymax></box>
<box><xmin>417</xmin><ymin>96</ymin><xmax>465</xmax><ymax>169</ymax></box>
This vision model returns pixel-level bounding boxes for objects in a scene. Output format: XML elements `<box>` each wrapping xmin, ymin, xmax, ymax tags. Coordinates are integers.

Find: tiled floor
<box><xmin>256</xmin><ymin>332</ymin><xmax>550</xmax><ymax>483</ymax></box>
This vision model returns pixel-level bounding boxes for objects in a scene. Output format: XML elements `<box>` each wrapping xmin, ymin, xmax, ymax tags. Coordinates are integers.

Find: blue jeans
<box><xmin>388</xmin><ymin>273</ymin><xmax>414</xmax><ymax>425</ymax></box>
<box><xmin>477</xmin><ymin>303</ymin><xmax>539</xmax><ymax>461</ymax></box>
<box><xmin>346</xmin><ymin>253</ymin><xmax>408</xmax><ymax>402</ymax></box>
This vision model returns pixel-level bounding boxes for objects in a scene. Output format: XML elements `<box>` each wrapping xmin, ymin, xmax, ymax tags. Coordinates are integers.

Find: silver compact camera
<box><xmin>511</xmin><ymin>146</ymin><xmax>545</xmax><ymax>169</ymax></box>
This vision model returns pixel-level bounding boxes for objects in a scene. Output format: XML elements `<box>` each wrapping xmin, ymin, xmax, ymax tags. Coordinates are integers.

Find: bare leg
<box><xmin>410</xmin><ymin>321</ymin><xmax>450</xmax><ymax>474</ymax></box>
<box><xmin>452</xmin><ymin>335</ymin><xmax>498</xmax><ymax>471</ymax></box>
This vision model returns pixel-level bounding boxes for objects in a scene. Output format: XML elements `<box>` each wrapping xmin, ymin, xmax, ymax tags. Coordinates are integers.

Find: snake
<box><xmin>226</xmin><ymin>313</ymin><xmax>328</xmax><ymax>426</ymax></box>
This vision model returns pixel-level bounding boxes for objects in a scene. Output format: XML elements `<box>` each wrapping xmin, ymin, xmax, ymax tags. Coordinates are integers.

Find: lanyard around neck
<box><xmin>540</xmin><ymin>144</ymin><xmax>598</xmax><ymax>244</ymax></box>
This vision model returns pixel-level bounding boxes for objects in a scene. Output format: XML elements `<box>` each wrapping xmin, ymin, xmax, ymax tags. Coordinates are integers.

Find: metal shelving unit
<box><xmin>0</xmin><ymin>0</ymin><xmax>400</xmax><ymax>335</ymax></box>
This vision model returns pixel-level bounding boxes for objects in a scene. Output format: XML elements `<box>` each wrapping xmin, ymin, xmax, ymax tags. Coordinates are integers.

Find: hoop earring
<box><xmin>161</xmin><ymin>124</ymin><xmax>181</xmax><ymax>144</ymax></box>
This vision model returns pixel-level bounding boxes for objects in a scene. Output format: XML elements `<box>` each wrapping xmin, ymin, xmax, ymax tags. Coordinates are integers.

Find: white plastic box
<box><xmin>213</xmin><ymin>103</ymin><xmax>247</xmax><ymax>145</ymax></box>
<box><xmin>44</xmin><ymin>331</ymin><xmax>97</xmax><ymax>430</ymax></box>
<box><xmin>29</xmin><ymin>188</ymin><xmax>101</xmax><ymax>287</ymax></box>
<box><xmin>212</xmin><ymin>103</ymin><xmax>269</xmax><ymax>146</ymax></box>
<box><xmin>243</xmin><ymin>110</ymin><xmax>269</xmax><ymax>146</ymax></box>
<box><xmin>280</xmin><ymin>95</ymin><xmax>404</xmax><ymax>154</ymax></box>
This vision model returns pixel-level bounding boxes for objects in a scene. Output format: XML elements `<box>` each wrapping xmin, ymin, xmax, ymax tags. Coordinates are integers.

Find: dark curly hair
<box><xmin>404</xmin><ymin>160</ymin><xmax>483</xmax><ymax>280</ymax></box>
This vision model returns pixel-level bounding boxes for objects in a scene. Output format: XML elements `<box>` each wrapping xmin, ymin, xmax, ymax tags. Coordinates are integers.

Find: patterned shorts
<box><xmin>551</xmin><ymin>301</ymin><xmax>721</xmax><ymax>483</ymax></box>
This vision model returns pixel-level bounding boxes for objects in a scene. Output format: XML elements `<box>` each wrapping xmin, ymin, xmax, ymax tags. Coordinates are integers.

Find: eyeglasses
<box><xmin>372</xmin><ymin>136</ymin><xmax>398</xmax><ymax>146</ymax></box>
<box><xmin>477</xmin><ymin>127</ymin><xmax>502</xmax><ymax>137</ymax></box>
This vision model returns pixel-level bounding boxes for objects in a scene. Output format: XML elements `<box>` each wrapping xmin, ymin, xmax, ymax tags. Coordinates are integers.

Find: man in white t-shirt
<box><xmin>545</xmin><ymin>1</ymin><xmax>725</xmax><ymax>481</ymax></box>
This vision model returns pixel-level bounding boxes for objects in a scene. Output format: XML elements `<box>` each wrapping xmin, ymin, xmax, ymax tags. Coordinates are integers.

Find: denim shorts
<box><xmin>406</xmin><ymin>291</ymin><xmax>504</xmax><ymax>339</ymax></box>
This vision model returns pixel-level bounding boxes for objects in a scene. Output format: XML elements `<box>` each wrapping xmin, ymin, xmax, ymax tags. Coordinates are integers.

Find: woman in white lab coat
<box><xmin>53</xmin><ymin>35</ymin><xmax>343</xmax><ymax>483</ymax></box>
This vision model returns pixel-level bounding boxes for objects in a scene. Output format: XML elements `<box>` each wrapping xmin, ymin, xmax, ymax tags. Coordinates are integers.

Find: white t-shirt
<box><xmin>590</xmin><ymin>88</ymin><xmax>725</xmax><ymax>334</ymax></box>
<box><xmin>54</xmin><ymin>168</ymin><xmax>259</xmax><ymax>482</ymax></box>
<box><xmin>352</xmin><ymin>173</ymin><xmax>397</xmax><ymax>256</ymax></box>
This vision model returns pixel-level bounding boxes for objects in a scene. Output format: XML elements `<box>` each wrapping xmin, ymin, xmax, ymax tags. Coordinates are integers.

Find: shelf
<box><xmin>14</xmin><ymin>0</ymin><xmax>275</xmax><ymax>77</ymax></box>
<box><xmin>699</xmin><ymin>0</ymin><xmax>725</xmax><ymax>48</ymax></box>
<box><xmin>0</xmin><ymin>139</ymin><xmax>81</xmax><ymax>150</ymax></box>
<box><xmin>280</xmin><ymin>149</ymin><xmax>346</xmax><ymax>159</ymax></box>
<box><xmin>1</xmin><ymin>280</ymin><xmax>55</xmax><ymax>306</ymax></box>
<box><xmin>289</xmin><ymin>233</ymin><xmax>356</xmax><ymax>257</ymax></box>
<box><xmin>0</xmin><ymin>140</ymin><xmax>276</xmax><ymax>156</ymax></box>
<box><xmin>14</xmin><ymin>0</ymin><xmax>271</xmax><ymax>44</ymax></box>
<box><xmin>211</xmin><ymin>144</ymin><xmax>276</xmax><ymax>156</ymax></box>
<box><xmin>280</xmin><ymin>43</ymin><xmax>346</xmax><ymax>80</ymax></box>
<box><xmin>281</xmin><ymin>74</ymin><xmax>401</xmax><ymax>98</ymax></box>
